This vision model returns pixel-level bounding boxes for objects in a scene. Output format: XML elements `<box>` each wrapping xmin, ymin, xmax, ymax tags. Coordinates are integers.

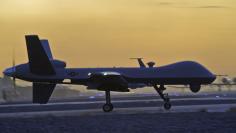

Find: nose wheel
<box><xmin>153</xmin><ymin>84</ymin><xmax>172</xmax><ymax>110</ymax></box>
<box><xmin>103</xmin><ymin>90</ymin><xmax>113</xmax><ymax>112</ymax></box>
<box><xmin>103</xmin><ymin>103</ymin><xmax>113</xmax><ymax>112</ymax></box>
<box><xmin>164</xmin><ymin>102</ymin><xmax>171</xmax><ymax>110</ymax></box>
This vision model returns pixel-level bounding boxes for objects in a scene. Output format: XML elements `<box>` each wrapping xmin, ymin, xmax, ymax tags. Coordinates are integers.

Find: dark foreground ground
<box><xmin>0</xmin><ymin>112</ymin><xmax>236</xmax><ymax>133</ymax></box>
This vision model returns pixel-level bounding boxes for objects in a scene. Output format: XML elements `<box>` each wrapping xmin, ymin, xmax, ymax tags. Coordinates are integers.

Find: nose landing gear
<box><xmin>153</xmin><ymin>84</ymin><xmax>171</xmax><ymax>110</ymax></box>
<box><xmin>103</xmin><ymin>90</ymin><xmax>113</xmax><ymax>112</ymax></box>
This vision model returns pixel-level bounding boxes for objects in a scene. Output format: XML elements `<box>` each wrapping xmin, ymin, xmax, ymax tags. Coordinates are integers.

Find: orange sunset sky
<box><xmin>0</xmin><ymin>0</ymin><xmax>236</xmax><ymax>76</ymax></box>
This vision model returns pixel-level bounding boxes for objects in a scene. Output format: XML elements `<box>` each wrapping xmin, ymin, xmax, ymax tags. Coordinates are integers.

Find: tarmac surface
<box><xmin>0</xmin><ymin>92</ymin><xmax>236</xmax><ymax>133</ymax></box>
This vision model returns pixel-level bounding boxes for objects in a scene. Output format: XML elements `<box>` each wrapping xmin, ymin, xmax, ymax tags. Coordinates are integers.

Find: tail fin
<box><xmin>25</xmin><ymin>35</ymin><xmax>55</xmax><ymax>75</ymax></box>
<box><xmin>33</xmin><ymin>82</ymin><xmax>56</xmax><ymax>104</ymax></box>
<box><xmin>40</xmin><ymin>40</ymin><xmax>53</xmax><ymax>60</ymax></box>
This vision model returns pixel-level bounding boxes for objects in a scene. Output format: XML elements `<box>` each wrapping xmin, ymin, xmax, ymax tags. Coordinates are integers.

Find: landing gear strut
<box><xmin>103</xmin><ymin>90</ymin><xmax>113</xmax><ymax>112</ymax></box>
<box><xmin>153</xmin><ymin>84</ymin><xmax>171</xmax><ymax>110</ymax></box>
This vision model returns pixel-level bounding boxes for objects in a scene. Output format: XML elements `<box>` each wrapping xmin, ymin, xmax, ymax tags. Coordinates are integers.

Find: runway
<box><xmin>0</xmin><ymin>92</ymin><xmax>236</xmax><ymax>118</ymax></box>
<box><xmin>1</xmin><ymin>92</ymin><xmax>236</xmax><ymax>133</ymax></box>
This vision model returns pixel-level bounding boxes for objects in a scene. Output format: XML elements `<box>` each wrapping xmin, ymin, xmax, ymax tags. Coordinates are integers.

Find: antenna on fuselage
<box><xmin>130</xmin><ymin>58</ymin><xmax>146</xmax><ymax>68</ymax></box>
<box><xmin>147</xmin><ymin>61</ymin><xmax>155</xmax><ymax>68</ymax></box>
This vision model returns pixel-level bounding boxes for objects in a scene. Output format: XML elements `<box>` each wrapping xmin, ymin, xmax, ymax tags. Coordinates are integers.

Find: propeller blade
<box><xmin>12</xmin><ymin>47</ymin><xmax>16</xmax><ymax>90</ymax></box>
<box><xmin>13</xmin><ymin>77</ymin><xmax>16</xmax><ymax>90</ymax></box>
<box><xmin>12</xmin><ymin>47</ymin><xmax>15</xmax><ymax>68</ymax></box>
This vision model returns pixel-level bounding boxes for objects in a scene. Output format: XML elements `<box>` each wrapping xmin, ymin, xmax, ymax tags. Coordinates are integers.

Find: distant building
<box><xmin>0</xmin><ymin>76</ymin><xmax>18</xmax><ymax>102</ymax></box>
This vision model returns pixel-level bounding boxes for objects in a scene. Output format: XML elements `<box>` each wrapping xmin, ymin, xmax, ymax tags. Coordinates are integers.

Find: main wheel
<box><xmin>164</xmin><ymin>102</ymin><xmax>171</xmax><ymax>110</ymax></box>
<box><xmin>103</xmin><ymin>103</ymin><xmax>113</xmax><ymax>112</ymax></box>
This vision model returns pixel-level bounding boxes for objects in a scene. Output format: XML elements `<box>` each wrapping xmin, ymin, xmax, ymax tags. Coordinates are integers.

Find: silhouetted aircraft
<box><xmin>3</xmin><ymin>35</ymin><xmax>216</xmax><ymax>112</ymax></box>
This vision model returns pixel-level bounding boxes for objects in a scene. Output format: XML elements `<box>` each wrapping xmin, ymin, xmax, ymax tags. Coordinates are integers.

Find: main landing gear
<box><xmin>102</xmin><ymin>85</ymin><xmax>171</xmax><ymax>112</ymax></box>
<box><xmin>153</xmin><ymin>84</ymin><xmax>171</xmax><ymax>110</ymax></box>
<box><xmin>103</xmin><ymin>90</ymin><xmax>113</xmax><ymax>112</ymax></box>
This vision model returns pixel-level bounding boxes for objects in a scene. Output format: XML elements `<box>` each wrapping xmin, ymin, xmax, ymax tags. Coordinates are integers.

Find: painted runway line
<box><xmin>0</xmin><ymin>104</ymin><xmax>235</xmax><ymax>118</ymax></box>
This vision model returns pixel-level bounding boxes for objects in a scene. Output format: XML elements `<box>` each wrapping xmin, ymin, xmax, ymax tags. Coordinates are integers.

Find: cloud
<box><xmin>158</xmin><ymin>2</ymin><xmax>172</xmax><ymax>6</ymax></box>
<box><xmin>195</xmin><ymin>6</ymin><xmax>227</xmax><ymax>9</ymax></box>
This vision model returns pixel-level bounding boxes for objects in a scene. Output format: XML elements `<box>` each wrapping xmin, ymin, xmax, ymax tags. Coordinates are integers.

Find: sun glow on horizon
<box><xmin>0</xmin><ymin>0</ymin><xmax>236</xmax><ymax>76</ymax></box>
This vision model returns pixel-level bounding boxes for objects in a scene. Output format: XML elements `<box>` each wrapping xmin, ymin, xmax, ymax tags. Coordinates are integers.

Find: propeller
<box><xmin>12</xmin><ymin>48</ymin><xmax>16</xmax><ymax>90</ymax></box>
